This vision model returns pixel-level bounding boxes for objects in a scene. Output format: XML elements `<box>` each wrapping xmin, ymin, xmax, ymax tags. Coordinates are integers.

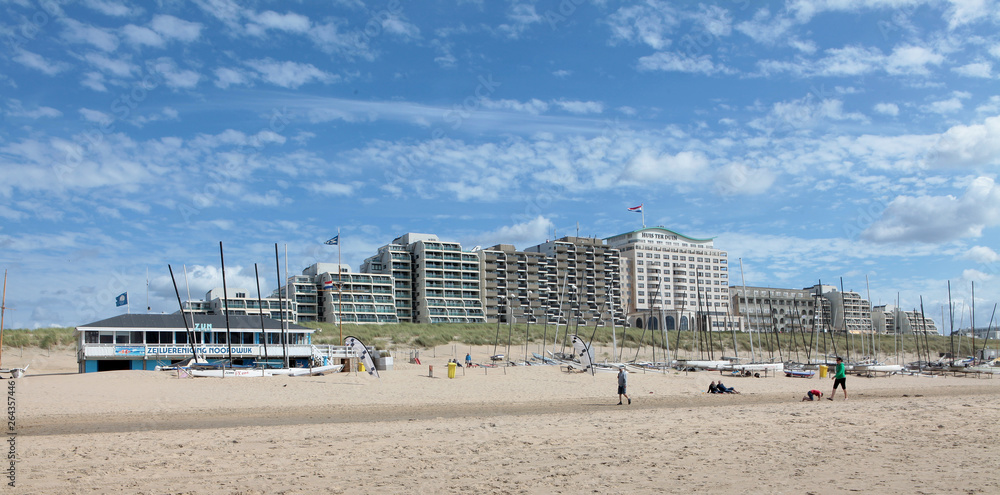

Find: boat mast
<box><xmin>0</xmin><ymin>270</ymin><xmax>7</xmax><ymax>369</ymax></box>
<box><xmin>219</xmin><ymin>242</ymin><xmax>234</xmax><ymax>365</ymax></box>
<box><xmin>168</xmin><ymin>265</ymin><xmax>199</xmax><ymax>363</ymax></box>
<box><xmin>274</xmin><ymin>243</ymin><xmax>289</xmax><ymax>368</ymax></box>
<box><xmin>254</xmin><ymin>263</ymin><xmax>269</xmax><ymax>365</ymax></box>
<box><xmin>948</xmin><ymin>281</ymin><xmax>955</xmax><ymax>364</ymax></box>
<box><xmin>738</xmin><ymin>258</ymin><xmax>755</xmax><ymax>363</ymax></box>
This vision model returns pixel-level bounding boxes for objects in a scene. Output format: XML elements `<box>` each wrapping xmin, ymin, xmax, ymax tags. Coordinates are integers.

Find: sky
<box><xmin>1</xmin><ymin>0</ymin><xmax>999</xmax><ymax>333</ymax></box>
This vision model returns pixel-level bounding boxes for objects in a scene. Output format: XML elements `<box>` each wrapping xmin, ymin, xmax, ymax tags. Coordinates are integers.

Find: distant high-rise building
<box><xmin>524</xmin><ymin>237</ymin><xmax>624</xmax><ymax>327</ymax></box>
<box><xmin>605</xmin><ymin>227</ymin><xmax>729</xmax><ymax>332</ymax></box>
<box><xmin>728</xmin><ymin>286</ymin><xmax>821</xmax><ymax>333</ymax></box>
<box><xmin>362</xmin><ymin>233</ymin><xmax>485</xmax><ymax>324</ymax></box>
<box><xmin>872</xmin><ymin>304</ymin><xmax>937</xmax><ymax>335</ymax></box>
<box><xmin>807</xmin><ymin>284</ymin><xmax>872</xmax><ymax>334</ymax></box>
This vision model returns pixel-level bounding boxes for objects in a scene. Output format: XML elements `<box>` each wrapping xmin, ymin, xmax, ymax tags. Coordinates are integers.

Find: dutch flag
<box><xmin>627</xmin><ymin>204</ymin><xmax>643</xmax><ymax>213</ymax></box>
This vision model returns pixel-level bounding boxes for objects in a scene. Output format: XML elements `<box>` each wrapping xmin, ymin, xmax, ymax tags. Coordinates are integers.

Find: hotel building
<box><xmin>605</xmin><ymin>227</ymin><xmax>730</xmax><ymax>332</ymax></box>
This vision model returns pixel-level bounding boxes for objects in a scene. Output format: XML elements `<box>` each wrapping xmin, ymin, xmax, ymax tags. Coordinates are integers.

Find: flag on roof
<box><xmin>627</xmin><ymin>204</ymin><xmax>643</xmax><ymax>212</ymax></box>
<box><xmin>324</xmin><ymin>235</ymin><xmax>339</xmax><ymax>245</ymax></box>
<box><xmin>115</xmin><ymin>292</ymin><xmax>128</xmax><ymax>307</ymax></box>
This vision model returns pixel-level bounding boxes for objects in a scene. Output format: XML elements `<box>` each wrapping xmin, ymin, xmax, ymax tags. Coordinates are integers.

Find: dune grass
<box><xmin>0</xmin><ymin>323</ymin><xmax>979</xmax><ymax>360</ymax></box>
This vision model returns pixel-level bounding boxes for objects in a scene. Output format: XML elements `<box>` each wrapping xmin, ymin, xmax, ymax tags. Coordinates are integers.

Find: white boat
<box><xmin>727</xmin><ymin>362</ymin><xmax>784</xmax><ymax>372</ymax></box>
<box><xmin>268</xmin><ymin>364</ymin><xmax>344</xmax><ymax>376</ymax></box>
<box><xmin>854</xmin><ymin>364</ymin><xmax>903</xmax><ymax>373</ymax></box>
<box><xmin>189</xmin><ymin>368</ymin><xmax>275</xmax><ymax>378</ymax></box>
<box><xmin>677</xmin><ymin>360</ymin><xmax>731</xmax><ymax>369</ymax></box>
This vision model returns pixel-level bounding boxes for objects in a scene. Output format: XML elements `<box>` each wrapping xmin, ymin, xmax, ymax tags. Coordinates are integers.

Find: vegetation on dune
<box><xmin>0</xmin><ymin>323</ymin><xmax>984</xmax><ymax>360</ymax></box>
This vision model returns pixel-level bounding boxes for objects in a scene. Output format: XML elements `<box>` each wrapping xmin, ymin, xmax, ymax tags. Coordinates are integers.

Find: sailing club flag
<box><xmin>324</xmin><ymin>235</ymin><xmax>339</xmax><ymax>246</ymax></box>
<box><xmin>627</xmin><ymin>204</ymin><xmax>643</xmax><ymax>213</ymax></box>
<box><xmin>115</xmin><ymin>292</ymin><xmax>128</xmax><ymax>307</ymax></box>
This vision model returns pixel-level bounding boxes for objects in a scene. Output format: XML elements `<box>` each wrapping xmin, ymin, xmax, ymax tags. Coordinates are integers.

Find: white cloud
<box><xmin>863</xmin><ymin>176</ymin><xmax>1000</xmax><ymax>243</ymax></box>
<box><xmin>475</xmin><ymin>216</ymin><xmax>554</xmax><ymax>246</ymax></box>
<box><xmin>553</xmin><ymin>100</ymin><xmax>604</xmax><ymax>114</ymax></box>
<box><xmin>607</xmin><ymin>1</ymin><xmax>678</xmax><ymax>50</ymax></box>
<box><xmin>122</xmin><ymin>25</ymin><xmax>165</xmax><ymax>47</ymax></box>
<box><xmin>244</xmin><ymin>58</ymin><xmax>338</xmax><ymax>88</ymax></box>
<box><xmin>60</xmin><ymin>18</ymin><xmax>119</xmax><ymax>52</ymax></box>
<box><xmin>214</xmin><ymin>67</ymin><xmax>251</xmax><ymax>88</ymax></box>
<box><xmin>874</xmin><ymin>102</ymin><xmax>900</xmax><ymax>116</ymax></box>
<box><xmin>713</xmin><ymin>162</ymin><xmax>777</xmax><ymax>195</ymax></box>
<box><xmin>84</xmin><ymin>52</ymin><xmax>135</xmax><ymax>77</ymax></box>
<box><xmin>952</xmin><ymin>61</ymin><xmax>992</xmax><ymax>78</ymax></box>
<box><xmin>82</xmin><ymin>0</ymin><xmax>133</xmax><ymax>16</ymax></box>
<box><xmin>151</xmin><ymin>15</ymin><xmax>203</xmax><ymax>42</ymax></box>
<box><xmin>637</xmin><ymin>51</ymin><xmax>731</xmax><ymax>75</ymax></box>
<box><xmin>5</xmin><ymin>101</ymin><xmax>62</xmax><ymax>119</ymax></box>
<box><xmin>962</xmin><ymin>268</ymin><xmax>994</xmax><ymax>282</ymax></box>
<box><xmin>945</xmin><ymin>0</ymin><xmax>991</xmax><ymax>28</ymax></box>
<box><xmin>924</xmin><ymin>97</ymin><xmax>963</xmax><ymax>114</ymax></box>
<box><xmin>926</xmin><ymin>115</ymin><xmax>1000</xmax><ymax>167</ymax></box>
<box><xmin>79</xmin><ymin>108</ymin><xmax>113</xmax><ymax>124</ymax></box>
<box><xmin>480</xmin><ymin>98</ymin><xmax>549</xmax><ymax>115</ymax></box>
<box><xmin>306</xmin><ymin>182</ymin><xmax>354</xmax><ymax>196</ymax></box>
<box><xmin>619</xmin><ymin>149</ymin><xmax>710</xmax><ymax>184</ymax></box>
<box><xmin>886</xmin><ymin>45</ymin><xmax>944</xmax><ymax>75</ymax></box>
<box><xmin>12</xmin><ymin>50</ymin><xmax>71</xmax><ymax>76</ymax></box>
<box><xmin>736</xmin><ymin>8</ymin><xmax>796</xmax><ymax>46</ymax></box>
<box><xmin>81</xmin><ymin>72</ymin><xmax>107</xmax><ymax>92</ymax></box>
<box><xmin>552</xmin><ymin>70</ymin><xmax>572</xmax><ymax>78</ymax></box>
<box><xmin>247</xmin><ymin>10</ymin><xmax>311</xmax><ymax>36</ymax></box>
<box><xmin>149</xmin><ymin>58</ymin><xmax>200</xmax><ymax>89</ymax></box>
<box><xmin>497</xmin><ymin>3</ymin><xmax>542</xmax><ymax>39</ymax></box>
<box><xmin>962</xmin><ymin>245</ymin><xmax>1000</xmax><ymax>263</ymax></box>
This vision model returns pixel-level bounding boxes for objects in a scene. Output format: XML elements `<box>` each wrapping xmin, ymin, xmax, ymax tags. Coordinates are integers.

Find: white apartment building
<box><xmin>729</xmin><ymin>286</ymin><xmax>824</xmax><ymax>333</ymax></box>
<box><xmin>363</xmin><ymin>233</ymin><xmax>485</xmax><ymax>324</ymax></box>
<box><xmin>806</xmin><ymin>284</ymin><xmax>872</xmax><ymax>334</ymax></box>
<box><xmin>872</xmin><ymin>304</ymin><xmax>938</xmax><ymax>334</ymax></box>
<box><xmin>605</xmin><ymin>227</ymin><xmax>730</xmax><ymax>331</ymax></box>
<box><xmin>523</xmin><ymin>237</ymin><xmax>625</xmax><ymax>327</ymax></box>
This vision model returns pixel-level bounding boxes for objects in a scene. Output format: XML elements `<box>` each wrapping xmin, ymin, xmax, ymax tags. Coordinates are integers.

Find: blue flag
<box><xmin>116</xmin><ymin>292</ymin><xmax>128</xmax><ymax>307</ymax></box>
<box><xmin>324</xmin><ymin>235</ymin><xmax>339</xmax><ymax>246</ymax></box>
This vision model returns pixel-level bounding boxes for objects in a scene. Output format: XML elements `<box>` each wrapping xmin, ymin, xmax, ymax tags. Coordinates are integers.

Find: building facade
<box><xmin>605</xmin><ymin>227</ymin><xmax>730</xmax><ymax>331</ymax></box>
<box><xmin>872</xmin><ymin>304</ymin><xmax>938</xmax><ymax>334</ymax></box>
<box><xmin>363</xmin><ymin>233</ymin><xmax>485</xmax><ymax>324</ymax></box>
<box><xmin>729</xmin><ymin>286</ymin><xmax>824</xmax><ymax>333</ymax></box>
<box><xmin>807</xmin><ymin>284</ymin><xmax>872</xmax><ymax>334</ymax></box>
<box><xmin>524</xmin><ymin>237</ymin><xmax>625</xmax><ymax>327</ymax></box>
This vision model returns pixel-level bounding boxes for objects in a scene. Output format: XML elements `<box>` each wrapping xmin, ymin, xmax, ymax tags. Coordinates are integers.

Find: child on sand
<box><xmin>802</xmin><ymin>389</ymin><xmax>823</xmax><ymax>401</ymax></box>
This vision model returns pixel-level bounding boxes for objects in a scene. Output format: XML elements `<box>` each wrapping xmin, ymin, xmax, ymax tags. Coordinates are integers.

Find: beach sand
<box><xmin>6</xmin><ymin>345</ymin><xmax>1000</xmax><ymax>494</ymax></box>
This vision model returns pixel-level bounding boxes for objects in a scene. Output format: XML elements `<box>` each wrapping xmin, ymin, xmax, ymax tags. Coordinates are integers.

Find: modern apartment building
<box><xmin>872</xmin><ymin>304</ymin><xmax>938</xmax><ymax>334</ymax></box>
<box><xmin>477</xmin><ymin>244</ymin><xmax>553</xmax><ymax>324</ymax></box>
<box><xmin>807</xmin><ymin>284</ymin><xmax>872</xmax><ymax>334</ymax></box>
<box><xmin>605</xmin><ymin>227</ymin><xmax>730</xmax><ymax>331</ymax></box>
<box><xmin>363</xmin><ymin>233</ymin><xmax>485</xmax><ymax>324</ymax></box>
<box><xmin>183</xmin><ymin>263</ymin><xmax>398</xmax><ymax>325</ymax></box>
<box><xmin>524</xmin><ymin>236</ymin><xmax>625</xmax><ymax>327</ymax></box>
<box><xmin>729</xmin><ymin>286</ymin><xmax>824</xmax><ymax>333</ymax></box>
<box><xmin>182</xmin><ymin>287</ymin><xmax>296</xmax><ymax>322</ymax></box>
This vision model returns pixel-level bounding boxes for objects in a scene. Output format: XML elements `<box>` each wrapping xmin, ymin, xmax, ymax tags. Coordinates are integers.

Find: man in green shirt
<box><xmin>829</xmin><ymin>356</ymin><xmax>847</xmax><ymax>401</ymax></box>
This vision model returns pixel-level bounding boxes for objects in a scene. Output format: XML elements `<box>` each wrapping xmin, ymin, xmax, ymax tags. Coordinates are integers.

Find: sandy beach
<box><xmin>6</xmin><ymin>345</ymin><xmax>1000</xmax><ymax>494</ymax></box>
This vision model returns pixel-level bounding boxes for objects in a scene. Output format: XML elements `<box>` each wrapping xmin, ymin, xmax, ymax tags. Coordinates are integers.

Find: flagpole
<box><xmin>642</xmin><ymin>207</ymin><xmax>646</xmax><ymax>229</ymax></box>
<box><xmin>338</xmin><ymin>228</ymin><xmax>343</xmax><ymax>344</ymax></box>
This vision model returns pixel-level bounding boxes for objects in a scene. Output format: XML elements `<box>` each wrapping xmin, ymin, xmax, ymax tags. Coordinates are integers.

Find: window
<box><xmin>85</xmin><ymin>331</ymin><xmax>98</xmax><ymax>343</ymax></box>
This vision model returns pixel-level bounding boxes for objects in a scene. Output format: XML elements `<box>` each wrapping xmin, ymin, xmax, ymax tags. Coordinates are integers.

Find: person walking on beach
<box><xmin>617</xmin><ymin>366</ymin><xmax>631</xmax><ymax>405</ymax></box>
<box><xmin>829</xmin><ymin>357</ymin><xmax>847</xmax><ymax>401</ymax></box>
<box><xmin>802</xmin><ymin>389</ymin><xmax>823</xmax><ymax>401</ymax></box>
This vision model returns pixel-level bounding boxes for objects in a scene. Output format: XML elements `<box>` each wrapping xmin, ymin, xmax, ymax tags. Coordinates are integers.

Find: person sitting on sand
<box><xmin>708</xmin><ymin>381</ymin><xmax>719</xmax><ymax>394</ymax></box>
<box><xmin>802</xmin><ymin>389</ymin><xmax>823</xmax><ymax>401</ymax></box>
<box><xmin>716</xmin><ymin>381</ymin><xmax>739</xmax><ymax>394</ymax></box>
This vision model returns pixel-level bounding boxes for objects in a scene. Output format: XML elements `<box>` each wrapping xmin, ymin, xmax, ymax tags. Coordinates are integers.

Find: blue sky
<box><xmin>2</xmin><ymin>0</ymin><xmax>999</xmax><ymax>332</ymax></box>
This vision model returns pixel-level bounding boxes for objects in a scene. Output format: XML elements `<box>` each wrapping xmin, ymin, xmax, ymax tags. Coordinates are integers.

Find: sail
<box><xmin>345</xmin><ymin>336</ymin><xmax>379</xmax><ymax>378</ymax></box>
<box><xmin>570</xmin><ymin>334</ymin><xmax>594</xmax><ymax>373</ymax></box>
